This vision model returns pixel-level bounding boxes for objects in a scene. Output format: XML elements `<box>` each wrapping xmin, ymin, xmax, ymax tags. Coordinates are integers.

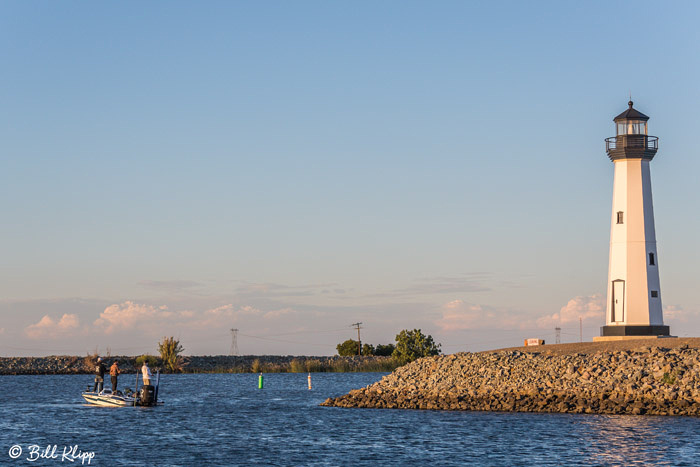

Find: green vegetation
<box><xmin>374</xmin><ymin>343</ymin><xmax>396</xmax><ymax>356</ymax></box>
<box><xmin>661</xmin><ymin>370</ymin><xmax>682</xmax><ymax>385</ymax></box>
<box><xmin>158</xmin><ymin>336</ymin><xmax>184</xmax><ymax>372</ymax></box>
<box><xmin>336</xmin><ymin>339</ymin><xmax>360</xmax><ymax>356</ymax></box>
<box><xmin>337</xmin><ymin>340</ymin><xmax>401</xmax><ymax>357</ymax></box>
<box><xmin>335</xmin><ymin>329</ymin><xmax>441</xmax><ymax>366</ymax></box>
<box><xmin>304</xmin><ymin>359</ymin><xmax>324</xmax><ymax>372</ymax></box>
<box><xmin>242</xmin><ymin>357</ymin><xmax>398</xmax><ymax>373</ymax></box>
<box><xmin>392</xmin><ymin>329</ymin><xmax>441</xmax><ymax>365</ymax></box>
<box><xmin>135</xmin><ymin>354</ymin><xmax>159</xmax><ymax>368</ymax></box>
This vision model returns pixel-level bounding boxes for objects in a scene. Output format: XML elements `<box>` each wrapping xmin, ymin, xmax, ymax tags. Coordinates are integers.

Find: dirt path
<box><xmin>489</xmin><ymin>337</ymin><xmax>700</xmax><ymax>356</ymax></box>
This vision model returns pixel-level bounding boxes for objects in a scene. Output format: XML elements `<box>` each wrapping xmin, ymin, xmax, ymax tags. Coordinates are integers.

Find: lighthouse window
<box><xmin>617</xmin><ymin>121</ymin><xmax>647</xmax><ymax>135</ymax></box>
<box><xmin>651</xmin><ymin>291</ymin><xmax>658</xmax><ymax>298</ymax></box>
<box><xmin>649</xmin><ymin>252</ymin><xmax>655</xmax><ymax>265</ymax></box>
<box><xmin>616</xmin><ymin>211</ymin><xmax>624</xmax><ymax>224</ymax></box>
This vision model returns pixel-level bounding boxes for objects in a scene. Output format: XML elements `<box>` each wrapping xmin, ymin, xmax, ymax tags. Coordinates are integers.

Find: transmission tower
<box><xmin>579</xmin><ymin>317</ymin><xmax>583</xmax><ymax>343</ymax></box>
<box><xmin>555</xmin><ymin>327</ymin><xmax>561</xmax><ymax>345</ymax></box>
<box><xmin>351</xmin><ymin>322</ymin><xmax>362</xmax><ymax>356</ymax></box>
<box><xmin>230</xmin><ymin>328</ymin><xmax>239</xmax><ymax>356</ymax></box>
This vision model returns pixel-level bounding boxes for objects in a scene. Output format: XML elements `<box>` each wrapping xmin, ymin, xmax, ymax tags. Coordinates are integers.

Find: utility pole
<box><xmin>230</xmin><ymin>328</ymin><xmax>239</xmax><ymax>356</ymax></box>
<box><xmin>555</xmin><ymin>327</ymin><xmax>561</xmax><ymax>345</ymax></box>
<box><xmin>351</xmin><ymin>322</ymin><xmax>362</xmax><ymax>356</ymax></box>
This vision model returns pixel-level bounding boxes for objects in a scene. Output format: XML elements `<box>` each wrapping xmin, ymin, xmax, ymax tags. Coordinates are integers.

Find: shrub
<box><xmin>331</xmin><ymin>359</ymin><xmax>352</xmax><ymax>372</ymax></box>
<box><xmin>392</xmin><ymin>329</ymin><xmax>441</xmax><ymax>365</ymax></box>
<box><xmin>305</xmin><ymin>359</ymin><xmax>324</xmax><ymax>373</ymax></box>
<box><xmin>158</xmin><ymin>337</ymin><xmax>184</xmax><ymax>372</ymax></box>
<box><xmin>374</xmin><ymin>343</ymin><xmax>396</xmax><ymax>356</ymax></box>
<box><xmin>135</xmin><ymin>354</ymin><xmax>159</xmax><ymax>368</ymax></box>
<box><xmin>289</xmin><ymin>359</ymin><xmax>306</xmax><ymax>373</ymax></box>
<box><xmin>336</xmin><ymin>339</ymin><xmax>360</xmax><ymax>356</ymax></box>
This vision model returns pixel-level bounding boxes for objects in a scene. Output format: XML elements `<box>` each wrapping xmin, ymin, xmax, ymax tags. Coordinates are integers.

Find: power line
<box><xmin>238</xmin><ymin>332</ymin><xmax>335</xmax><ymax>348</ymax></box>
<box><xmin>250</xmin><ymin>327</ymin><xmax>350</xmax><ymax>337</ymax></box>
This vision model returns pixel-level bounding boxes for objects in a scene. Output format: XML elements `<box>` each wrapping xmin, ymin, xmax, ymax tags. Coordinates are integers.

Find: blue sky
<box><xmin>2</xmin><ymin>1</ymin><xmax>700</xmax><ymax>356</ymax></box>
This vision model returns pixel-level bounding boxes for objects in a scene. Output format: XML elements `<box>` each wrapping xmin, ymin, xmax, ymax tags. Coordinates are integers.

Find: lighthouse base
<box><xmin>599</xmin><ymin>325</ymin><xmax>670</xmax><ymax>337</ymax></box>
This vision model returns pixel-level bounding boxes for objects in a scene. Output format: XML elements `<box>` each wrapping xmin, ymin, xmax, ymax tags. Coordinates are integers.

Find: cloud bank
<box><xmin>536</xmin><ymin>294</ymin><xmax>604</xmax><ymax>329</ymax></box>
<box><xmin>435</xmin><ymin>300</ymin><xmax>524</xmax><ymax>331</ymax></box>
<box><xmin>25</xmin><ymin>313</ymin><xmax>82</xmax><ymax>339</ymax></box>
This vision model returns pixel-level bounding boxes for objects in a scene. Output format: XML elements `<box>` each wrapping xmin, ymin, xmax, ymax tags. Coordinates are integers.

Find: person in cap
<box><xmin>93</xmin><ymin>357</ymin><xmax>106</xmax><ymax>392</ymax></box>
<box><xmin>110</xmin><ymin>361</ymin><xmax>121</xmax><ymax>392</ymax></box>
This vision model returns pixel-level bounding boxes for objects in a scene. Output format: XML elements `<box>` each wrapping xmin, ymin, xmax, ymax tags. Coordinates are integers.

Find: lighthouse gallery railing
<box><xmin>605</xmin><ymin>135</ymin><xmax>658</xmax><ymax>152</ymax></box>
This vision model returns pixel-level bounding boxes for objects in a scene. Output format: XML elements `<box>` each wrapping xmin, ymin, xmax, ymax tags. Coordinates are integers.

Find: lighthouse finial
<box><xmin>629</xmin><ymin>91</ymin><xmax>633</xmax><ymax>108</ymax></box>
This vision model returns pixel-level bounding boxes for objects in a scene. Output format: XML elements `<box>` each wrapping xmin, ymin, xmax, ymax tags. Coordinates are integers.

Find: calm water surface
<box><xmin>1</xmin><ymin>373</ymin><xmax>699</xmax><ymax>466</ymax></box>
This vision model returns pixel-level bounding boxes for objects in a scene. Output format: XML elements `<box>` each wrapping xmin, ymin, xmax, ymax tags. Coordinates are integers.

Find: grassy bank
<box><xmin>0</xmin><ymin>355</ymin><xmax>401</xmax><ymax>375</ymax></box>
<box><xmin>185</xmin><ymin>357</ymin><xmax>401</xmax><ymax>374</ymax></box>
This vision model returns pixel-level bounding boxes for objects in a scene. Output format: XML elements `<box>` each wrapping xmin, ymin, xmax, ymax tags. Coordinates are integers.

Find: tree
<box><xmin>374</xmin><ymin>343</ymin><xmax>396</xmax><ymax>356</ymax></box>
<box><xmin>362</xmin><ymin>343</ymin><xmax>375</xmax><ymax>356</ymax></box>
<box><xmin>392</xmin><ymin>329</ymin><xmax>441</xmax><ymax>365</ymax></box>
<box><xmin>336</xmin><ymin>339</ymin><xmax>359</xmax><ymax>356</ymax></box>
<box><xmin>158</xmin><ymin>336</ymin><xmax>184</xmax><ymax>372</ymax></box>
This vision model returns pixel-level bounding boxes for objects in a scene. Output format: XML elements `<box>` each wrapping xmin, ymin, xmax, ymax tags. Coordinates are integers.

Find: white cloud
<box><xmin>90</xmin><ymin>301</ymin><xmax>284</xmax><ymax>335</ymax></box>
<box><xmin>664</xmin><ymin>304</ymin><xmax>700</xmax><ymax>323</ymax></box>
<box><xmin>436</xmin><ymin>300</ymin><xmax>487</xmax><ymax>331</ymax></box>
<box><xmin>25</xmin><ymin>313</ymin><xmax>81</xmax><ymax>339</ymax></box>
<box><xmin>263</xmin><ymin>308</ymin><xmax>297</xmax><ymax>320</ymax></box>
<box><xmin>435</xmin><ymin>300</ymin><xmax>524</xmax><ymax>331</ymax></box>
<box><xmin>93</xmin><ymin>301</ymin><xmax>173</xmax><ymax>334</ymax></box>
<box><xmin>536</xmin><ymin>294</ymin><xmax>604</xmax><ymax>328</ymax></box>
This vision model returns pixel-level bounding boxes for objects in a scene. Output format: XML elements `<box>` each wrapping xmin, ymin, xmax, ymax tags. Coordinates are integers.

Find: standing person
<box><xmin>141</xmin><ymin>361</ymin><xmax>152</xmax><ymax>386</ymax></box>
<box><xmin>110</xmin><ymin>361</ymin><xmax>121</xmax><ymax>392</ymax></box>
<box><xmin>93</xmin><ymin>357</ymin><xmax>106</xmax><ymax>393</ymax></box>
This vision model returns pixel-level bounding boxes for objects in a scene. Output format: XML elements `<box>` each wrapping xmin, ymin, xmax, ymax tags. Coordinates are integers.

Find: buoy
<box><xmin>307</xmin><ymin>372</ymin><xmax>312</xmax><ymax>390</ymax></box>
<box><xmin>258</xmin><ymin>372</ymin><xmax>263</xmax><ymax>389</ymax></box>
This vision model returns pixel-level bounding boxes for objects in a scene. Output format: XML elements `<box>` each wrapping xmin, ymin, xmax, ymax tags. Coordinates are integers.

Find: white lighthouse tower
<box><xmin>598</xmin><ymin>101</ymin><xmax>670</xmax><ymax>339</ymax></box>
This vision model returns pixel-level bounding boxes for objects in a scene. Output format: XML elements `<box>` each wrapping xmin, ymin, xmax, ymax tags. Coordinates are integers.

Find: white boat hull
<box><xmin>82</xmin><ymin>392</ymin><xmax>136</xmax><ymax>407</ymax></box>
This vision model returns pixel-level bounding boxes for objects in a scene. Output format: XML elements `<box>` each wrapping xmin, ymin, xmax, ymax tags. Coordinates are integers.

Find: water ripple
<box><xmin>1</xmin><ymin>373</ymin><xmax>699</xmax><ymax>466</ymax></box>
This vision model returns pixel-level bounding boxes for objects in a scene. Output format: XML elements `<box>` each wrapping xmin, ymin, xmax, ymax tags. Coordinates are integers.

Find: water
<box><xmin>2</xmin><ymin>373</ymin><xmax>700</xmax><ymax>466</ymax></box>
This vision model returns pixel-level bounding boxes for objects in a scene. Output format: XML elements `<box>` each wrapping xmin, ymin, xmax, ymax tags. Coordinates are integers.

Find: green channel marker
<box><xmin>258</xmin><ymin>373</ymin><xmax>263</xmax><ymax>389</ymax></box>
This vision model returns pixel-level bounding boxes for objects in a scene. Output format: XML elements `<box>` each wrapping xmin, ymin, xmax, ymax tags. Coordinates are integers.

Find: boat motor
<box><xmin>139</xmin><ymin>385</ymin><xmax>155</xmax><ymax>406</ymax></box>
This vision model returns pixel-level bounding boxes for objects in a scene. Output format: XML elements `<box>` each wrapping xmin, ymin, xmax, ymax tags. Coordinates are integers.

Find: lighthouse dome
<box><xmin>614</xmin><ymin>101</ymin><xmax>649</xmax><ymax>122</ymax></box>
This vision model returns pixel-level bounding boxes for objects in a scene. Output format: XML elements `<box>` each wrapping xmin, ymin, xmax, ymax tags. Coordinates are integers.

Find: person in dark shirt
<box><xmin>93</xmin><ymin>357</ymin><xmax>106</xmax><ymax>393</ymax></box>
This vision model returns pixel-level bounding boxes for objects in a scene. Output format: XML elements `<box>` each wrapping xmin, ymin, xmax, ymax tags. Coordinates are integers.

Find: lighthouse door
<box><xmin>612</xmin><ymin>280</ymin><xmax>625</xmax><ymax>322</ymax></box>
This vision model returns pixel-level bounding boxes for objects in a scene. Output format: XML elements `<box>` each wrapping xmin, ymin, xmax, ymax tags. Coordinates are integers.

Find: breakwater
<box><xmin>0</xmin><ymin>355</ymin><xmax>397</xmax><ymax>375</ymax></box>
<box><xmin>322</xmin><ymin>339</ymin><xmax>700</xmax><ymax>416</ymax></box>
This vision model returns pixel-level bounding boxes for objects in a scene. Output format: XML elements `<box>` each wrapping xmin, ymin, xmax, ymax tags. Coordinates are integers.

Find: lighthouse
<box><xmin>598</xmin><ymin>101</ymin><xmax>670</xmax><ymax>339</ymax></box>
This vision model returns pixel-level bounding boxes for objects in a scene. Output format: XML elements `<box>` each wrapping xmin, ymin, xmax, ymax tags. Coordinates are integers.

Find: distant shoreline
<box><xmin>0</xmin><ymin>354</ymin><xmax>398</xmax><ymax>375</ymax></box>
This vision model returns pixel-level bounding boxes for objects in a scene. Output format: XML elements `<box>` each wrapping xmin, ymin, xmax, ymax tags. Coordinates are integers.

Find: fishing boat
<box><xmin>82</xmin><ymin>371</ymin><xmax>162</xmax><ymax>407</ymax></box>
<box><xmin>82</xmin><ymin>389</ymin><xmax>139</xmax><ymax>407</ymax></box>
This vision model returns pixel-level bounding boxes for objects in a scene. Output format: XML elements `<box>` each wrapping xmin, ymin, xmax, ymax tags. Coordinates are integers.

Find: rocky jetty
<box><xmin>322</xmin><ymin>339</ymin><xmax>700</xmax><ymax>416</ymax></box>
<box><xmin>0</xmin><ymin>356</ymin><xmax>91</xmax><ymax>375</ymax></box>
<box><xmin>0</xmin><ymin>355</ymin><xmax>394</xmax><ymax>375</ymax></box>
